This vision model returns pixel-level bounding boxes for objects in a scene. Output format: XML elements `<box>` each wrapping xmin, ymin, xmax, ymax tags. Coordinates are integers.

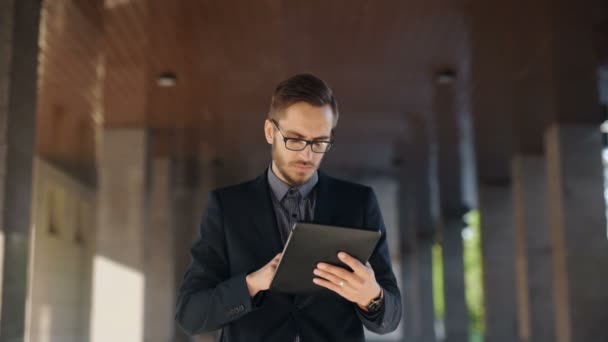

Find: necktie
<box><xmin>281</xmin><ymin>187</ymin><xmax>302</xmax><ymax>240</ymax></box>
<box><xmin>282</xmin><ymin>188</ymin><xmax>302</xmax><ymax>342</ymax></box>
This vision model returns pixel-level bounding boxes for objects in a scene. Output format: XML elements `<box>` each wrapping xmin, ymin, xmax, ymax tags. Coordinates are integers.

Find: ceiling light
<box><xmin>435</xmin><ymin>69</ymin><xmax>456</xmax><ymax>84</ymax></box>
<box><xmin>157</xmin><ymin>72</ymin><xmax>177</xmax><ymax>87</ymax></box>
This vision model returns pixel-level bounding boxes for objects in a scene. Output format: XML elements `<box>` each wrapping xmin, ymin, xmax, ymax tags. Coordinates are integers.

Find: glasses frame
<box><xmin>270</xmin><ymin>119</ymin><xmax>334</xmax><ymax>153</ymax></box>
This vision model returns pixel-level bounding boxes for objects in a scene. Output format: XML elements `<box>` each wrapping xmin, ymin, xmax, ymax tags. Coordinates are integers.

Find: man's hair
<box><xmin>268</xmin><ymin>73</ymin><xmax>339</xmax><ymax>127</ymax></box>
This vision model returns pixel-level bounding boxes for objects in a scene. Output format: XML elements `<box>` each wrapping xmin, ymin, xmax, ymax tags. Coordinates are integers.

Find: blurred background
<box><xmin>1</xmin><ymin>0</ymin><xmax>608</xmax><ymax>341</ymax></box>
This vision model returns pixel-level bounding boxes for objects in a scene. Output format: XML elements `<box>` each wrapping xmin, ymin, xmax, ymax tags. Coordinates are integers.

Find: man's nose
<box><xmin>297</xmin><ymin>144</ymin><xmax>313</xmax><ymax>159</ymax></box>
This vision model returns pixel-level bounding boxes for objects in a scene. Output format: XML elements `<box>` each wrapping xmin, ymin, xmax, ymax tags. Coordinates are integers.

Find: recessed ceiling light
<box><xmin>157</xmin><ymin>72</ymin><xmax>177</xmax><ymax>87</ymax></box>
<box><xmin>435</xmin><ymin>69</ymin><xmax>456</xmax><ymax>84</ymax></box>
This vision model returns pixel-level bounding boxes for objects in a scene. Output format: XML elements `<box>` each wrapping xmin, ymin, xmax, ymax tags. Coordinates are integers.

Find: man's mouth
<box><xmin>292</xmin><ymin>163</ymin><xmax>314</xmax><ymax>170</ymax></box>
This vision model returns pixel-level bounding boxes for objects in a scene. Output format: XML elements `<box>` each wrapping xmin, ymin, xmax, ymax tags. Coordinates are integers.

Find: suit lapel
<box><xmin>312</xmin><ymin>170</ymin><xmax>336</xmax><ymax>225</ymax></box>
<box><xmin>250</xmin><ymin>172</ymin><xmax>283</xmax><ymax>254</ymax></box>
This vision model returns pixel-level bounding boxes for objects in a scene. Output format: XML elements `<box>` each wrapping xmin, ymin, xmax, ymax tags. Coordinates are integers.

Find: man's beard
<box><xmin>271</xmin><ymin>144</ymin><xmax>318</xmax><ymax>186</ymax></box>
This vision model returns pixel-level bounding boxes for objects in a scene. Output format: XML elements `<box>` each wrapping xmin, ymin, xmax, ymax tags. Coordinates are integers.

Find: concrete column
<box><xmin>441</xmin><ymin>219</ymin><xmax>468</xmax><ymax>342</ymax></box>
<box><xmin>90</xmin><ymin>129</ymin><xmax>150</xmax><ymax>342</ymax></box>
<box><xmin>417</xmin><ymin>236</ymin><xmax>437</xmax><ymax>342</ymax></box>
<box><xmin>540</xmin><ymin>1</ymin><xmax>608</xmax><ymax>340</ymax></box>
<box><xmin>397</xmin><ymin>152</ymin><xmax>424</xmax><ymax>342</ymax></box>
<box><xmin>398</xmin><ymin>187</ymin><xmax>420</xmax><ymax>342</ymax></box>
<box><xmin>399</xmin><ymin>216</ymin><xmax>438</xmax><ymax>342</ymax></box>
<box><xmin>0</xmin><ymin>0</ymin><xmax>40</xmax><ymax>341</ymax></box>
<box><xmin>512</xmin><ymin>155</ymin><xmax>555</xmax><ymax>342</ymax></box>
<box><xmin>402</xmin><ymin>119</ymin><xmax>439</xmax><ymax>342</ymax></box>
<box><xmin>433</xmin><ymin>74</ymin><xmax>470</xmax><ymax>342</ymax></box>
<box><xmin>545</xmin><ymin>124</ymin><xmax>608</xmax><ymax>342</ymax></box>
<box><xmin>398</xmin><ymin>231</ymin><xmax>437</xmax><ymax>342</ymax></box>
<box><xmin>478</xmin><ymin>185</ymin><xmax>518</xmax><ymax>342</ymax></box>
<box><xmin>145</xmin><ymin>158</ymin><xmax>175</xmax><ymax>342</ymax></box>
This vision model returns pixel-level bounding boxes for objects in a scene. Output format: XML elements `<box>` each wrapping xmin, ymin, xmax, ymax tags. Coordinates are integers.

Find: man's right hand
<box><xmin>245</xmin><ymin>253</ymin><xmax>282</xmax><ymax>297</ymax></box>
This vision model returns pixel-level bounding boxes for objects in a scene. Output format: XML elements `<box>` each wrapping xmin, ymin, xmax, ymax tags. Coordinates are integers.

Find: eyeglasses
<box><xmin>270</xmin><ymin>119</ymin><xmax>334</xmax><ymax>153</ymax></box>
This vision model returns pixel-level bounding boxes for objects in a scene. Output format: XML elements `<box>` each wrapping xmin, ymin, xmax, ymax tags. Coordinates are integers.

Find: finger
<box><xmin>313</xmin><ymin>268</ymin><xmax>358</xmax><ymax>289</ymax></box>
<box><xmin>317</xmin><ymin>262</ymin><xmax>362</xmax><ymax>285</ymax></box>
<box><xmin>312</xmin><ymin>277</ymin><xmax>347</xmax><ymax>297</ymax></box>
<box><xmin>270</xmin><ymin>258</ymin><xmax>281</xmax><ymax>267</ymax></box>
<box><xmin>337</xmin><ymin>252</ymin><xmax>368</xmax><ymax>275</ymax></box>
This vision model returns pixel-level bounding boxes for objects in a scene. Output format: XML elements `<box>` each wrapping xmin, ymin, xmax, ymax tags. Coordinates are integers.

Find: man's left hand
<box><xmin>313</xmin><ymin>252</ymin><xmax>382</xmax><ymax>308</ymax></box>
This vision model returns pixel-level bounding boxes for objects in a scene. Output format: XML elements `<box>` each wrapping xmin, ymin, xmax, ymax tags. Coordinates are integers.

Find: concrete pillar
<box><xmin>441</xmin><ymin>219</ymin><xmax>468</xmax><ymax>342</ymax></box>
<box><xmin>397</xmin><ymin>143</ymin><xmax>428</xmax><ymax>342</ymax></box>
<box><xmin>540</xmin><ymin>1</ymin><xmax>608</xmax><ymax>340</ymax></box>
<box><xmin>512</xmin><ymin>155</ymin><xmax>555</xmax><ymax>342</ymax></box>
<box><xmin>545</xmin><ymin>124</ymin><xmax>608</xmax><ymax>342</ymax></box>
<box><xmin>401</xmin><ymin>119</ymin><xmax>439</xmax><ymax>341</ymax></box>
<box><xmin>398</xmin><ymin>181</ymin><xmax>421</xmax><ymax>342</ymax></box>
<box><xmin>433</xmin><ymin>73</ymin><xmax>470</xmax><ymax>342</ymax></box>
<box><xmin>90</xmin><ymin>129</ymin><xmax>150</xmax><ymax>342</ymax></box>
<box><xmin>0</xmin><ymin>0</ymin><xmax>41</xmax><ymax>340</ymax></box>
<box><xmin>417</xmin><ymin>236</ymin><xmax>437</xmax><ymax>342</ymax></box>
<box><xmin>145</xmin><ymin>158</ymin><xmax>175</xmax><ymax>342</ymax></box>
<box><xmin>478</xmin><ymin>185</ymin><xmax>518</xmax><ymax>342</ymax></box>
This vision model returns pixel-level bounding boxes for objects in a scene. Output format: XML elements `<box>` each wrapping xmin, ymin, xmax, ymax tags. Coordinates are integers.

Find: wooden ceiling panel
<box><xmin>36</xmin><ymin>0</ymin><xmax>470</xmax><ymax>180</ymax></box>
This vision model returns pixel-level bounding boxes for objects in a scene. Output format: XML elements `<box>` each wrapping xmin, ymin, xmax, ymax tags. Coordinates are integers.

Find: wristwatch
<box><xmin>365</xmin><ymin>289</ymin><xmax>384</xmax><ymax>313</ymax></box>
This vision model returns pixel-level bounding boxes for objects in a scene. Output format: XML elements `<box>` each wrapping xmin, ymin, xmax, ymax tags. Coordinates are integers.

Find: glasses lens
<box><xmin>285</xmin><ymin>139</ymin><xmax>307</xmax><ymax>151</ymax></box>
<box><xmin>311</xmin><ymin>142</ymin><xmax>332</xmax><ymax>153</ymax></box>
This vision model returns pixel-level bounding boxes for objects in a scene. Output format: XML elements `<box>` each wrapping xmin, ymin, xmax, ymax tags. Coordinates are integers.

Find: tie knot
<box><xmin>287</xmin><ymin>188</ymin><xmax>299</xmax><ymax>197</ymax></box>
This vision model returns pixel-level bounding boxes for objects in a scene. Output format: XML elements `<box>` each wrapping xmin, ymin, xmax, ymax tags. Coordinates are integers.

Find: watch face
<box><xmin>367</xmin><ymin>299</ymin><xmax>382</xmax><ymax>312</ymax></box>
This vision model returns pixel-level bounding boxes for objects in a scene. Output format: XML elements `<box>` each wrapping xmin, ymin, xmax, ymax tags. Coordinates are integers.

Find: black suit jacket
<box><xmin>175</xmin><ymin>170</ymin><xmax>402</xmax><ymax>341</ymax></box>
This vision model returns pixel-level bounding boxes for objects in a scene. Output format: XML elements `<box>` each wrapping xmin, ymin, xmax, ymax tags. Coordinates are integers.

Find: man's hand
<box><xmin>245</xmin><ymin>253</ymin><xmax>282</xmax><ymax>297</ymax></box>
<box><xmin>312</xmin><ymin>252</ymin><xmax>382</xmax><ymax>308</ymax></box>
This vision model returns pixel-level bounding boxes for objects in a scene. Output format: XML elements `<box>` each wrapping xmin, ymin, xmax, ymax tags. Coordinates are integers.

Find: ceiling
<box><xmin>34</xmin><ymin>0</ymin><xmax>607</xmax><ymax>186</ymax></box>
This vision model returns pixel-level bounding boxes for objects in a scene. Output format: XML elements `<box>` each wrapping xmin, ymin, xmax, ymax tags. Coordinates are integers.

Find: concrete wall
<box><xmin>358</xmin><ymin>176</ymin><xmax>403</xmax><ymax>341</ymax></box>
<box><xmin>26</xmin><ymin>158</ymin><xmax>95</xmax><ymax>342</ymax></box>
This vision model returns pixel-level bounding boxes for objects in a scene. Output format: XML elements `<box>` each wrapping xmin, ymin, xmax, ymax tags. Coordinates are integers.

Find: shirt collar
<box><xmin>267</xmin><ymin>163</ymin><xmax>318</xmax><ymax>201</ymax></box>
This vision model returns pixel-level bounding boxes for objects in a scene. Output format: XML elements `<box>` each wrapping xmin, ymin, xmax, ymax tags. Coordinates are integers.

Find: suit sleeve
<box><xmin>175</xmin><ymin>191</ymin><xmax>259</xmax><ymax>335</ymax></box>
<box><xmin>355</xmin><ymin>187</ymin><xmax>403</xmax><ymax>334</ymax></box>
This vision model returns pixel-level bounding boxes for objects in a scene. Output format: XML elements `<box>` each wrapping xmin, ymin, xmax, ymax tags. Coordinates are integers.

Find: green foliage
<box><xmin>432</xmin><ymin>242</ymin><xmax>445</xmax><ymax>321</ymax></box>
<box><xmin>430</xmin><ymin>210</ymin><xmax>485</xmax><ymax>342</ymax></box>
<box><xmin>463</xmin><ymin>210</ymin><xmax>486</xmax><ymax>340</ymax></box>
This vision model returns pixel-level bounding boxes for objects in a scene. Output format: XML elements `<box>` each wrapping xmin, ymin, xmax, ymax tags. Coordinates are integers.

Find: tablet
<box><xmin>269</xmin><ymin>223</ymin><xmax>381</xmax><ymax>294</ymax></box>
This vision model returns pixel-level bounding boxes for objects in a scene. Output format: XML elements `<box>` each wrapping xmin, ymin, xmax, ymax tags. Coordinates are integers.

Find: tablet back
<box><xmin>269</xmin><ymin>223</ymin><xmax>381</xmax><ymax>294</ymax></box>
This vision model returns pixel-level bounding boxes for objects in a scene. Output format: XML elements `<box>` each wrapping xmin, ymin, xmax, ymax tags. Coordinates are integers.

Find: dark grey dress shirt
<box><xmin>267</xmin><ymin>166</ymin><xmax>318</xmax><ymax>245</ymax></box>
<box><xmin>267</xmin><ymin>166</ymin><xmax>318</xmax><ymax>342</ymax></box>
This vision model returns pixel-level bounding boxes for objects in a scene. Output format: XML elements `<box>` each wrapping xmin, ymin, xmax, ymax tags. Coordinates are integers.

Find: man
<box><xmin>175</xmin><ymin>73</ymin><xmax>402</xmax><ymax>341</ymax></box>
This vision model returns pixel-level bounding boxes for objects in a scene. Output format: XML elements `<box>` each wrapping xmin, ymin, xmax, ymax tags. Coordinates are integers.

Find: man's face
<box><xmin>264</xmin><ymin>102</ymin><xmax>334</xmax><ymax>186</ymax></box>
